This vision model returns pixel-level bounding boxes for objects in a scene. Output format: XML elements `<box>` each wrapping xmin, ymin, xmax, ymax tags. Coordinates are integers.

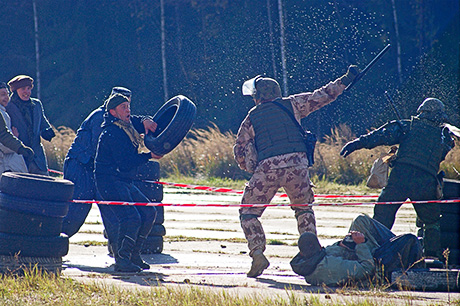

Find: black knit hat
<box><xmin>298</xmin><ymin>232</ymin><xmax>322</xmax><ymax>258</ymax></box>
<box><xmin>106</xmin><ymin>93</ymin><xmax>130</xmax><ymax>111</ymax></box>
<box><xmin>111</xmin><ymin>86</ymin><xmax>132</xmax><ymax>98</ymax></box>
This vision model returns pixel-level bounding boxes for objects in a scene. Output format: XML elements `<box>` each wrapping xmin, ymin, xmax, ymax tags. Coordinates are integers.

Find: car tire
<box><xmin>136</xmin><ymin>161</ymin><xmax>160</xmax><ymax>181</ymax></box>
<box><xmin>0</xmin><ymin>172</ymin><xmax>74</xmax><ymax>202</ymax></box>
<box><xmin>0</xmin><ymin>207</ymin><xmax>63</xmax><ymax>237</ymax></box>
<box><xmin>149</xmin><ymin>224</ymin><xmax>166</xmax><ymax>236</ymax></box>
<box><xmin>144</xmin><ymin>95</ymin><xmax>196</xmax><ymax>156</ymax></box>
<box><xmin>0</xmin><ymin>233</ymin><xmax>69</xmax><ymax>257</ymax></box>
<box><xmin>0</xmin><ymin>192</ymin><xmax>69</xmax><ymax>218</ymax></box>
<box><xmin>0</xmin><ymin>255</ymin><xmax>62</xmax><ymax>274</ymax></box>
<box><xmin>134</xmin><ymin>181</ymin><xmax>163</xmax><ymax>203</ymax></box>
<box><xmin>141</xmin><ymin>235</ymin><xmax>163</xmax><ymax>254</ymax></box>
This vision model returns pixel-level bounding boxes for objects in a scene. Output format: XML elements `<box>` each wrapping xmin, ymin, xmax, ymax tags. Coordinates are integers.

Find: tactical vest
<box><xmin>248</xmin><ymin>99</ymin><xmax>307</xmax><ymax>162</ymax></box>
<box><xmin>396</xmin><ymin>117</ymin><xmax>446</xmax><ymax>176</ymax></box>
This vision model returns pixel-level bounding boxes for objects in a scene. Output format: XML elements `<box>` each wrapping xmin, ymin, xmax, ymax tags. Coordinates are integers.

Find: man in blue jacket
<box><xmin>95</xmin><ymin>93</ymin><xmax>161</xmax><ymax>272</ymax></box>
<box><xmin>62</xmin><ymin>87</ymin><xmax>157</xmax><ymax>239</ymax></box>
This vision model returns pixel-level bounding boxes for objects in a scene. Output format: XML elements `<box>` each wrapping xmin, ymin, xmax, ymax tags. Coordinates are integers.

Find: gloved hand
<box><xmin>340</xmin><ymin>140</ymin><xmax>360</xmax><ymax>157</ymax></box>
<box><xmin>340</xmin><ymin>65</ymin><xmax>360</xmax><ymax>87</ymax></box>
<box><xmin>41</xmin><ymin>127</ymin><xmax>56</xmax><ymax>141</ymax></box>
<box><xmin>17</xmin><ymin>146</ymin><xmax>34</xmax><ymax>163</ymax></box>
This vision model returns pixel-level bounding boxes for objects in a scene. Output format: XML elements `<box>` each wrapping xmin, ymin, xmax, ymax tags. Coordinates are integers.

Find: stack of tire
<box><xmin>134</xmin><ymin>161</ymin><xmax>165</xmax><ymax>254</ymax></box>
<box><xmin>0</xmin><ymin>172</ymin><xmax>74</xmax><ymax>274</ymax></box>
<box><xmin>439</xmin><ymin>178</ymin><xmax>460</xmax><ymax>265</ymax></box>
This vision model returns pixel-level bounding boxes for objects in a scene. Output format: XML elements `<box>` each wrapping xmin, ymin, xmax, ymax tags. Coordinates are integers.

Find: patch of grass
<box><xmin>165</xmin><ymin>235</ymin><xmax>246</xmax><ymax>243</ymax></box>
<box><xmin>2</xmin><ymin>268</ymin><xmax>457</xmax><ymax>305</ymax></box>
<box><xmin>269</xmin><ymin>231</ymin><xmax>296</xmax><ymax>236</ymax></box>
<box><xmin>78</xmin><ymin>230</ymin><xmax>103</xmax><ymax>235</ymax></box>
<box><xmin>72</xmin><ymin>241</ymin><xmax>107</xmax><ymax>247</ymax></box>
<box><xmin>192</xmin><ymin>227</ymin><xmax>238</xmax><ymax>232</ymax></box>
<box><xmin>267</xmin><ymin>239</ymin><xmax>288</xmax><ymax>246</ymax></box>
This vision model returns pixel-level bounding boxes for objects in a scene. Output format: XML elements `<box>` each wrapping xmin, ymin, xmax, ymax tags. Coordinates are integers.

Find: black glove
<box><xmin>41</xmin><ymin>127</ymin><xmax>56</xmax><ymax>141</ymax></box>
<box><xmin>17</xmin><ymin>146</ymin><xmax>35</xmax><ymax>163</ymax></box>
<box><xmin>340</xmin><ymin>140</ymin><xmax>360</xmax><ymax>158</ymax></box>
<box><xmin>340</xmin><ymin>65</ymin><xmax>360</xmax><ymax>87</ymax></box>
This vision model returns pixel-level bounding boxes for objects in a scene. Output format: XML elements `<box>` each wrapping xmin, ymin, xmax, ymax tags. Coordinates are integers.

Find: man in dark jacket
<box><xmin>62</xmin><ymin>87</ymin><xmax>157</xmax><ymax>239</ymax></box>
<box><xmin>6</xmin><ymin>75</ymin><xmax>55</xmax><ymax>175</ymax></box>
<box><xmin>95</xmin><ymin>93</ymin><xmax>161</xmax><ymax>273</ymax></box>
<box><xmin>340</xmin><ymin>98</ymin><xmax>454</xmax><ymax>259</ymax></box>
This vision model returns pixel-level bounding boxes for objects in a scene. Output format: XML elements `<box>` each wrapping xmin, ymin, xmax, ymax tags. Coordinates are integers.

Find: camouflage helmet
<box><xmin>254</xmin><ymin>77</ymin><xmax>282</xmax><ymax>102</ymax></box>
<box><xmin>417</xmin><ymin>98</ymin><xmax>445</xmax><ymax>114</ymax></box>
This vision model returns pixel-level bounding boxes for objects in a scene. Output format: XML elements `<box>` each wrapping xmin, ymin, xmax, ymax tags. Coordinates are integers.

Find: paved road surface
<box><xmin>63</xmin><ymin>187</ymin><xmax>459</xmax><ymax>305</ymax></box>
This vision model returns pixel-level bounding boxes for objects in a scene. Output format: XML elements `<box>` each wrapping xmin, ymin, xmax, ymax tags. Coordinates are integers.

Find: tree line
<box><xmin>0</xmin><ymin>0</ymin><xmax>458</xmax><ymax>138</ymax></box>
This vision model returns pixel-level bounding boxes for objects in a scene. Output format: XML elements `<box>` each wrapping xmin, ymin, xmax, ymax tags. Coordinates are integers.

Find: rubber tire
<box><xmin>141</xmin><ymin>235</ymin><xmax>163</xmax><ymax>254</ymax></box>
<box><xmin>144</xmin><ymin>95</ymin><xmax>196</xmax><ymax>156</ymax></box>
<box><xmin>442</xmin><ymin>178</ymin><xmax>460</xmax><ymax>199</ymax></box>
<box><xmin>154</xmin><ymin>206</ymin><xmax>165</xmax><ymax>225</ymax></box>
<box><xmin>136</xmin><ymin>161</ymin><xmax>160</xmax><ymax>181</ymax></box>
<box><xmin>0</xmin><ymin>192</ymin><xmax>69</xmax><ymax>218</ymax></box>
<box><xmin>0</xmin><ymin>233</ymin><xmax>69</xmax><ymax>257</ymax></box>
<box><xmin>440</xmin><ymin>231</ymin><xmax>459</xmax><ymax>249</ymax></box>
<box><xmin>391</xmin><ymin>268</ymin><xmax>459</xmax><ymax>291</ymax></box>
<box><xmin>134</xmin><ymin>181</ymin><xmax>164</xmax><ymax>202</ymax></box>
<box><xmin>0</xmin><ymin>172</ymin><xmax>74</xmax><ymax>202</ymax></box>
<box><xmin>0</xmin><ymin>255</ymin><xmax>62</xmax><ymax>275</ymax></box>
<box><xmin>149</xmin><ymin>224</ymin><xmax>166</xmax><ymax>236</ymax></box>
<box><xmin>0</xmin><ymin>207</ymin><xmax>63</xmax><ymax>237</ymax></box>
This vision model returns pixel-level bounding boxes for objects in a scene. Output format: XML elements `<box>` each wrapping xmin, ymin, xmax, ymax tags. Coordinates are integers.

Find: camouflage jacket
<box><xmin>234</xmin><ymin>79</ymin><xmax>345</xmax><ymax>172</ymax></box>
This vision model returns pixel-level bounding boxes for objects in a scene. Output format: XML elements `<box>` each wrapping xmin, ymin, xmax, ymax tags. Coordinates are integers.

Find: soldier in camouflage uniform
<box><xmin>340</xmin><ymin>98</ymin><xmax>455</xmax><ymax>259</ymax></box>
<box><xmin>234</xmin><ymin>66</ymin><xmax>359</xmax><ymax>278</ymax></box>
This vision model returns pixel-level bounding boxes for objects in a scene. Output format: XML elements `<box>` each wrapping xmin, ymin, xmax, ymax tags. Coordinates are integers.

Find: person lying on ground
<box><xmin>290</xmin><ymin>214</ymin><xmax>424</xmax><ymax>286</ymax></box>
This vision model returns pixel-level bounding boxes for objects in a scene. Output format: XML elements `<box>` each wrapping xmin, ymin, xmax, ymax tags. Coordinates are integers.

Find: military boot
<box><xmin>247</xmin><ymin>249</ymin><xmax>269</xmax><ymax>278</ymax></box>
<box><xmin>115</xmin><ymin>236</ymin><xmax>142</xmax><ymax>273</ymax></box>
<box><xmin>131</xmin><ymin>236</ymin><xmax>150</xmax><ymax>270</ymax></box>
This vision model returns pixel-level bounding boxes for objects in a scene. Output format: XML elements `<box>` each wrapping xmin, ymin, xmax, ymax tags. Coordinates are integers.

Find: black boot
<box><xmin>115</xmin><ymin>236</ymin><xmax>142</xmax><ymax>273</ymax></box>
<box><xmin>131</xmin><ymin>236</ymin><xmax>150</xmax><ymax>270</ymax></box>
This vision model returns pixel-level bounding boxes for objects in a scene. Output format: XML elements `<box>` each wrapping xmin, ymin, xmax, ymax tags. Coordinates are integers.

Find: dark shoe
<box><xmin>131</xmin><ymin>253</ymin><xmax>150</xmax><ymax>270</ymax></box>
<box><xmin>247</xmin><ymin>250</ymin><xmax>269</xmax><ymax>278</ymax></box>
<box><xmin>114</xmin><ymin>257</ymin><xmax>142</xmax><ymax>273</ymax></box>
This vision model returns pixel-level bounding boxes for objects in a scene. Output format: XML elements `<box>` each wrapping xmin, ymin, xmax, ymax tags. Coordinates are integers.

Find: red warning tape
<box><xmin>143</xmin><ymin>180</ymin><xmax>379</xmax><ymax>199</ymax></box>
<box><xmin>72</xmin><ymin>198</ymin><xmax>460</xmax><ymax>207</ymax></box>
<box><xmin>49</xmin><ymin>169</ymin><xmax>377</xmax><ymax>199</ymax></box>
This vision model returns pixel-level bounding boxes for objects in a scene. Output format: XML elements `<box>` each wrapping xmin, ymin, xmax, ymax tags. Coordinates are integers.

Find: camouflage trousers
<box><xmin>239</xmin><ymin>166</ymin><xmax>316</xmax><ymax>256</ymax></box>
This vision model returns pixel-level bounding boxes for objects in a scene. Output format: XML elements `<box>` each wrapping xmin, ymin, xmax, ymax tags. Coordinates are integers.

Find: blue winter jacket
<box><xmin>94</xmin><ymin>112</ymin><xmax>150</xmax><ymax>182</ymax></box>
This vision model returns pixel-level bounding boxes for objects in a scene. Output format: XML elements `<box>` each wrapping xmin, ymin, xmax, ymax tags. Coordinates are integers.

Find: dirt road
<box><xmin>63</xmin><ymin>187</ymin><xmax>460</xmax><ymax>305</ymax></box>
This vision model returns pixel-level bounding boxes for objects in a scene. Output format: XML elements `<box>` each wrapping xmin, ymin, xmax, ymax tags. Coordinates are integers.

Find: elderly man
<box><xmin>95</xmin><ymin>93</ymin><xmax>161</xmax><ymax>272</ymax></box>
<box><xmin>62</xmin><ymin>86</ymin><xmax>157</xmax><ymax>240</ymax></box>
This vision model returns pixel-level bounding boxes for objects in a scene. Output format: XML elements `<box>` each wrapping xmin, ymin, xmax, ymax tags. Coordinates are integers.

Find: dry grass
<box><xmin>43</xmin><ymin>123</ymin><xmax>460</xmax><ymax>184</ymax></box>
<box><xmin>42</xmin><ymin>126</ymin><xmax>75</xmax><ymax>172</ymax></box>
<box><xmin>158</xmin><ymin>123</ymin><xmax>249</xmax><ymax>180</ymax></box>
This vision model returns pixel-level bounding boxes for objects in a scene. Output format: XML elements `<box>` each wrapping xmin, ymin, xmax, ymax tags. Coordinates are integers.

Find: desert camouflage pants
<box><xmin>239</xmin><ymin>166</ymin><xmax>316</xmax><ymax>256</ymax></box>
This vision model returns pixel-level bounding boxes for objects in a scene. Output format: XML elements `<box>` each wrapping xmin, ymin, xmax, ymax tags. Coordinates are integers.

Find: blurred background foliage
<box><xmin>2</xmin><ymin>0</ymin><xmax>460</xmax><ymax>181</ymax></box>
